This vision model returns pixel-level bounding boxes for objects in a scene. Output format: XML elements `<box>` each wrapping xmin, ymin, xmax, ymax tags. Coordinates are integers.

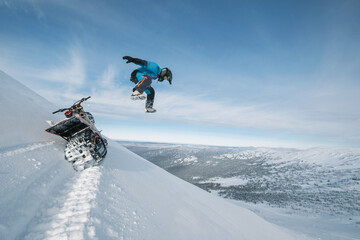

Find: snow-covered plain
<box><xmin>123</xmin><ymin>143</ymin><xmax>360</xmax><ymax>240</ymax></box>
<box><xmin>0</xmin><ymin>70</ymin><xmax>306</xmax><ymax>239</ymax></box>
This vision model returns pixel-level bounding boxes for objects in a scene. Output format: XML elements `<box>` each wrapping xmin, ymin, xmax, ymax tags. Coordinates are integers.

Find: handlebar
<box><xmin>52</xmin><ymin>108</ymin><xmax>70</xmax><ymax>114</ymax></box>
<box><xmin>52</xmin><ymin>96</ymin><xmax>91</xmax><ymax>114</ymax></box>
<box><xmin>76</xmin><ymin>96</ymin><xmax>91</xmax><ymax>105</ymax></box>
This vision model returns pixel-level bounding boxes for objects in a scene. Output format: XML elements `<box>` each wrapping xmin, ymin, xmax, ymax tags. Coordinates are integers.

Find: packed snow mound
<box><xmin>0</xmin><ymin>71</ymin><xmax>304</xmax><ymax>240</ymax></box>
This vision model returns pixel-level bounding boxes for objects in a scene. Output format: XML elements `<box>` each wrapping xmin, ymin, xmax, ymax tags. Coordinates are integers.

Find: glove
<box><xmin>123</xmin><ymin>56</ymin><xmax>147</xmax><ymax>66</ymax></box>
<box><xmin>123</xmin><ymin>56</ymin><xmax>133</xmax><ymax>63</ymax></box>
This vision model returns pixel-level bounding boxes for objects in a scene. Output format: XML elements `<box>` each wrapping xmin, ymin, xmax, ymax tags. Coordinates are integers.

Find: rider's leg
<box><xmin>145</xmin><ymin>86</ymin><xmax>155</xmax><ymax>109</ymax></box>
<box><xmin>134</xmin><ymin>75</ymin><xmax>152</xmax><ymax>93</ymax></box>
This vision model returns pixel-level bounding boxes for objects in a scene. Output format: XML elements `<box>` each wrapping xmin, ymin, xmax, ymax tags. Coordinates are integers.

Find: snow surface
<box><xmin>0</xmin><ymin>71</ymin><xmax>62</xmax><ymax>149</ymax></box>
<box><xmin>0</xmin><ymin>70</ymin><xmax>308</xmax><ymax>239</ymax></box>
<box><xmin>200</xmin><ymin>176</ymin><xmax>249</xmax><ymax>187</ymax></box>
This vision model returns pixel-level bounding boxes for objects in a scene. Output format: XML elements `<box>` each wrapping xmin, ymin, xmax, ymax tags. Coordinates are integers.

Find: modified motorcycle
<box><xmin>45</xmin><ymin>96</ymin><xmax>107</xmax><ymax>171</ymax></box>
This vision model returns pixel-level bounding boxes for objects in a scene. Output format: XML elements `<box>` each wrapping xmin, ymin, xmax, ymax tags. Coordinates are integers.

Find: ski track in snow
<box><xmin>0</xmin><ymin>141</ymin><xmax>55</xmax><ymax>158</ymax></box>
<box><xmin>24</xmin><ymin>166</ymin><xmax>102</xmax><ymax>240</ymax></box>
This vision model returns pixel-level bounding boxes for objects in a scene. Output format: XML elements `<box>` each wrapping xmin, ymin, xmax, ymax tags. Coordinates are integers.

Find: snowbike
<box><xmin>45</xmin><ymin>96</ymin><xmax>107</xmax><ymax>171</ymax></box>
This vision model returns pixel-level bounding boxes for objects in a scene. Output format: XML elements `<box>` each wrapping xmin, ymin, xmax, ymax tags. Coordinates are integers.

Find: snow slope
<box><xmin>0</xmin><ymin>71</ymin><xmax>305</xmax><ymax>239</ymax></box>
<box><xmin>0</xmin><ymin>70</ymin><xmax>62</xmax><ymax>149</ymax></box>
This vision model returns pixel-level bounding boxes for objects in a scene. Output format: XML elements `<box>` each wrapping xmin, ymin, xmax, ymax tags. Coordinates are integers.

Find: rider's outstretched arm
<box><xmin>123</xmin><ymin>56</ymin><xmax>147</xmax><ymax>66</ymax></box>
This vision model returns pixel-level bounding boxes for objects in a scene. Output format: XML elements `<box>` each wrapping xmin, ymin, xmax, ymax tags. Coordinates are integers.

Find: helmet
<box><xmin>159</xmin><ymin>68</ymin><xmax>172</xmax><ymax>84</ymax></box>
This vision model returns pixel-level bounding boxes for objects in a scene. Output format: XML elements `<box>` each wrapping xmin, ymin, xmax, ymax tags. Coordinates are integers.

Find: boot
<box><xmin>145</xmin><ymin>107</ymin><xmax>156</xmax><ymax>113</ymax></box>
<box><xmin>131</xmin><ymin>90</ymin><xmax>146</xmax><ymax>100</ymax></box>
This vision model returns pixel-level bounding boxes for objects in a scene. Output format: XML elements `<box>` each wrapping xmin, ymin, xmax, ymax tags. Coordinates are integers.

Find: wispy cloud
<box><xmin>99</xmin><ymin>64</ymin><xmax>117</xmax><ymax>88</ymax></box>
<box><xmin>36</xmin><ymin>46</ymin><xmax>86</xmax><ymax>86</ymax></box>
<box><xmin>76</xmin><ymin>83</ymin><xmax>360</xmax><ymax>145</ymax></box>
<box><xmin>0</xmin><ymin>0</ymin><xmax>45</xmax><ymax>20</ymax></box>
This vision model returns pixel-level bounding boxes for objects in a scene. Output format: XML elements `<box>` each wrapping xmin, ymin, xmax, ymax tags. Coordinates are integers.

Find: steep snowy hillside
<box><xmin>0</xmin><ymin>70</ymin><xmax>62</xmax><ymax>149</ymax></box>
<box><xmin>0</xmin><ymin>71</ymin><xmax>304</xmax><ymax>239</ymax></box>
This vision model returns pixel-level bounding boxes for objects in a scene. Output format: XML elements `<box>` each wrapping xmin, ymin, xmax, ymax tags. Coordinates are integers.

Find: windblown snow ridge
<box><xmin>0</xmin><ymin>141</ymin><xmax>55</xmax><ymax>158</ymax></box>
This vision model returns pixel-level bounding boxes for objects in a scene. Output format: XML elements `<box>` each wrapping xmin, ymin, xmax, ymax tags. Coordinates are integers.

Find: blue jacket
<box><xmin>135</xmin><ymin>61</ymin><xmax>161</xmax><ymax>80</ymax></box>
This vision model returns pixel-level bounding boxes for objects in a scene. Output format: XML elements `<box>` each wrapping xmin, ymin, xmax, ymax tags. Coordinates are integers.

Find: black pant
<box><xmin>131</xmin><ymin>70</ymin><xmax>155</xmax><ymax>108</ymax></box>
<box><xmin>145</xmin><ymin>86</ymin><xmax>155</xmax><ymax>108</ymax></box>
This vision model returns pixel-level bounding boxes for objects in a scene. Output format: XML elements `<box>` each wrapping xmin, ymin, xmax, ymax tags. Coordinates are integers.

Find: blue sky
<box><xmin>1</xmin><ymin>0</ymin><xmax>360</xmax><ymax>148</ymax></box>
